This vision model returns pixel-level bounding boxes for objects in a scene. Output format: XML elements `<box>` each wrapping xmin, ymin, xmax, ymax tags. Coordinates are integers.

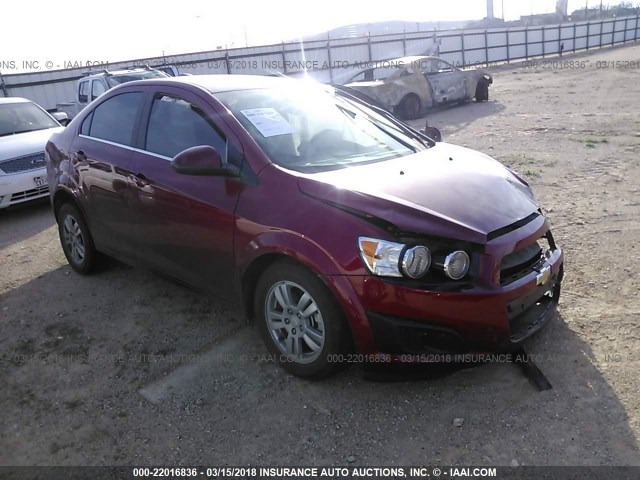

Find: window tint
<box><xmin>145</xmin><ymin>95</ymin><xmax>226</xmax><ymax>158</ymax></box>
<box><xmin>80</xmin><ymin>111</ymin><xmax>93</xmax><ymax>135</ymax></box>
<box><xmin>91</xmin><ymin>80</ymin><xmax>106</xmax><ymax>100</ymax></box>
<box><xmin>88</xmin><ymin>92</ymin><xmax>144</xmax><ymax>146</ymax></box>
<box><xmin>78</xmin><ymin>81</ymin><xmax>89</xmax><ymax>103</ymax></box>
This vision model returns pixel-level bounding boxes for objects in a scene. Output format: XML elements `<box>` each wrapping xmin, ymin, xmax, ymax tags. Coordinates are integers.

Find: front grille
<box><xmin>10</xmin><ymin>186</ymin><xmax>49</xmax><ymax>202</ymax></box>
<box><xmin>0</xmin><ymin>152</ymin><xmax>46</xmax><ymax>174</ymax></box>
<box><xmin>500</xmin><ymin>236</ymin><xmax>551</xmax><ymax>285</ymax></box>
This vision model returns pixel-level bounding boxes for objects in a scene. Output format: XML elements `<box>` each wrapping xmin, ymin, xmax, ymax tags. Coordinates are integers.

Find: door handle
<box><xmin>132</xmin><ymin>172</ymin><xmax>150</xmax><ymax>187</ymax></box>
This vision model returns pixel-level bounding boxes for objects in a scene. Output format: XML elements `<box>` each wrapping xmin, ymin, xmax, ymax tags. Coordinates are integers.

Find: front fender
<box><xmin>237</xmin><ymin>230</ymin><xmax>342</xmax><ymax>278</ymax></box>
<box><xmin>237</xmin><ymin>230</ymin><xmax>374</xmax><ymax>353</ymax></box>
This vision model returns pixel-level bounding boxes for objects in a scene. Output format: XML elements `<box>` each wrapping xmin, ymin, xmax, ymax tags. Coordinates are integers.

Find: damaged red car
<box><xmin>45</xmin><ymin>75</ymin><xmax>563</xmax><ymax>378</ymax></box>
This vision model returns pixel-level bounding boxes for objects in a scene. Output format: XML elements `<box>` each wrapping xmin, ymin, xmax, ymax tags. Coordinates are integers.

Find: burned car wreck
<box><xmin>345</xmin><ymin>55</ymin><xmax>493</xmax><ymax>119</ymax></box>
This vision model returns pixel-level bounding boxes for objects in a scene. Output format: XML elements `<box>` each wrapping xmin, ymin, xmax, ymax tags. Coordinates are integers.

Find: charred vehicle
<box><xmin>45</xmin><ymin>75</ymin><xmax>561</xmax><ymax>378</ymax></box>
<box><xmin>345</xmin><ymin>56</ymin><xmax>493</xmax><ymax>119</ymax></box>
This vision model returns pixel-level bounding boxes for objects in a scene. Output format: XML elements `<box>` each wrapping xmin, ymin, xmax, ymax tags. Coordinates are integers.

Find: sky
<box><xmin>1</xmin><ymin>0</ymin><xmax>633</xmax><ymax>72</ymax></box>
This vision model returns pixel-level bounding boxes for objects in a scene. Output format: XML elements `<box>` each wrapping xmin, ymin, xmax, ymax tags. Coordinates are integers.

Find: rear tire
<box><xmin>57</xmin><ymin>203</ymin><xmax>97</xmax><ymax>275</ymax></box>
<box><xmin>395</xmin><ymin>94</ymin><xmax>421</xmax><ymax>120</ymax></box>
<box><xmin>254</xmin><ymin>260</ymin><xmax>348</xmax><ymax>378</ymax></box>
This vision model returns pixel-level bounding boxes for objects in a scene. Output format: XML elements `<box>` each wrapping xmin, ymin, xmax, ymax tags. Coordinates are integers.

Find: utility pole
<box><xmin>585</xmin><ymin>0</ymin><xmax>589</xmax><ymax>20</ymax></box>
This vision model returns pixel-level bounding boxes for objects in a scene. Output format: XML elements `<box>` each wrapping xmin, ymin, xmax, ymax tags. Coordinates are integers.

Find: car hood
<box><xmin>297</xmin><ymin>143</ymin><xmax>538</xmax><ymax>244</ymax></box>
<box><xmin>0</xmin><ymin>127</ymin><xmax>64</xmax><ymax>161</ymax></box>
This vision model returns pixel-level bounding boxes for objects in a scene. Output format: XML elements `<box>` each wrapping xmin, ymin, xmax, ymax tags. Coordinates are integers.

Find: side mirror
<box><xmin>420</xmin><ymin>121</ymin><xmax>442</xmax><ymax>142</ymax></box>
<box><xmin>52</xmin><ymin>111</ymin><xmax>69</xmax><ymax>126</ymax></box>
<box><xmin>171</xmin><ymin>145</ymin><xmax>240</xmax><ymax>177</ymax></box>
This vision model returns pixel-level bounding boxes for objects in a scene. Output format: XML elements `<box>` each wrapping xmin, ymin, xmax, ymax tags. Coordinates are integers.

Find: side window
<box><xmin>435</xmin><ymin>60</ymin><xmax>454</xmax><ymax>73</ymax></box>
<box><xmin>91</xmin><ymin>80</ymin><xmax>106</xmax><ymax>100</ymax></box>
<box><xmin>145</xmin><ymin>95</ymin><xmax>226</xmax><ymax>159</ymax></box>
<box><xmin>78</xmin><ymin>81</ymin><xmax>89</xmax><ymax>103</ymax></box>
<box><xmin>88</xmin><ymin>92</ymin><xmax>144</xmax><ymax>146</ymax></box>
<box><xmin>421</xmin><ymin>60</ymin><xmax>435</xmax><ymax>76</ymax></box>
<box><xmin>80</xmin><ymin>111</ymin><xmax>93</xmax><ymax>136</ymax></box>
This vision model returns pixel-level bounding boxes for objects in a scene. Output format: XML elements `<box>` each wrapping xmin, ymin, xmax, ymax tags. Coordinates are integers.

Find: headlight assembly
<box><xmin>401</xmin><ymin>245</ymin><xmax>431</xmax><ymax>278</ymax></box>
<box><xmin>358</xmin><ymin>237</ymin><xmax>405</xmax><ymax>277</ymax></box>
<box><xmin>358</xmin><ymin>237</ymin><xmax>432</xmax><ymax>279</ymax></box>
<box><xmin>443</xmin><ymin>250</ymin><xmax>470</xmax><ymax>280</ymax></box>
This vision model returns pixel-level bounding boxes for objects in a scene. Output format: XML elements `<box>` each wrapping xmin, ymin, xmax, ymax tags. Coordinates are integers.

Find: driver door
<box><xmin>424</xmin><ymin>60</ymin><xmax>467</xmax><ymax>104</ymax></box>
<box><xmin>128</xmin><ymin>87</ymin><xmax>244</xmax><ymax>298</ymax></box>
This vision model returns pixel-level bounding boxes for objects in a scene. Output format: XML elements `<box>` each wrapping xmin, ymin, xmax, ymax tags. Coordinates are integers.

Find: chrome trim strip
<box><xmin>78</xmin><ymin>134</ymin><xmax>172</xmax><ymax>161</ymax></box>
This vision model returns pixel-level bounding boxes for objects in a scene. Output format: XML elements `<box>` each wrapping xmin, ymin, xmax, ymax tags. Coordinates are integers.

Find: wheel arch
<box><xmin>238</xmin><ymin>231</ymin><xmax>366</xmax><ymax>347</ymax></box>
<box><xmin>53</xmin><ymin>188</ymin><xmax>82</xmax><ymax>221</ymax></box>
<box><xmin>241</xmin><ymin>250</ymin><xmax>360</xmax><ymax>353</ymax></box>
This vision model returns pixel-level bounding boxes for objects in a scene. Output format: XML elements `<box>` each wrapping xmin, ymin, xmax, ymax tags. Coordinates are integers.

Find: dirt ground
<box><xmin>1</xmin><ymin>43</ymin><xmax>640</xmax><ymax>467</ymax></box>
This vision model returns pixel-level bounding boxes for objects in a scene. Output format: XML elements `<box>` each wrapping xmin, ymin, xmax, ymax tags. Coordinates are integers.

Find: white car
<box><xmin>0</xmin><ymin>98</ymin><xmax>65</xmax><ymax>209</ymax></box>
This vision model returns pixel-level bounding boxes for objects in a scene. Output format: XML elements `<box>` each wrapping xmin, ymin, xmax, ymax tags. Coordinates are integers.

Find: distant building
<box><xmin>520</xmin><ymin>12</ymin><xmax>564</xmax><ymax>26</ymax></box>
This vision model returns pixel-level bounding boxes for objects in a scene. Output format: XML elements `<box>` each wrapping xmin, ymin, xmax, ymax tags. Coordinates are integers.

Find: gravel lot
<box><xmin>1</xmin><ymin>43</ymin><xmax>640</xmax><ymax>467</ymax></box>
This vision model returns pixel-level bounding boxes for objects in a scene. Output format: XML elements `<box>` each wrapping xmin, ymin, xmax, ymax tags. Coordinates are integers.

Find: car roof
<box><xmin>122</xmin><ymin>74</ymin><xmax>294</xmax><ymax>94</ymax></box>
<box><xmin>83</xmin><ymin>68</ymin><xmax>168</xmax><ymax>79</ymax></box>
<box><xmin>0</xmin><ymin>97</ymin><xmax>32</xmax><ymax>105</ymax></box>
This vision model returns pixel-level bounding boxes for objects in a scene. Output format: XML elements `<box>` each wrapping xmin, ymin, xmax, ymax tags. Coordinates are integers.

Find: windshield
<box><xmin>217</xmin><ymin>83</ymin><xmax>425</xmax><ymax>172</ymax></box>
<box><xmin>105</xmin><ymin>70</ymin><xmax>168</xmax><ymax>87</ymax></box>
<box><xmin>0</xmin><ymin>102</ymin><xmax>59</xmax><ymax>137</ymax></box>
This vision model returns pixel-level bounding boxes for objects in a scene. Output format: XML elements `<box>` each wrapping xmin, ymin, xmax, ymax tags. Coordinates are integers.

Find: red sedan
<box><xmin>45</xmin><ymin>75</ymin><xmax>563</xmax><ymax>378</ymax></box>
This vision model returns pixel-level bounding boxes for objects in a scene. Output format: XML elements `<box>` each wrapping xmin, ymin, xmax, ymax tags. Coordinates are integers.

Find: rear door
<box><xmin>70</xmin><ymin>90</ymin><xmax>145</xmax><ymax>260</ymax></box>
<box><xmin>128</xmin><ymin>87</ymin><xmax>243</xmax><ymax>297</ymax></box>
<box><xmin>424</xmin><ymin>59</ymin><xmax>467</xmax><ymax>104</ymax></box>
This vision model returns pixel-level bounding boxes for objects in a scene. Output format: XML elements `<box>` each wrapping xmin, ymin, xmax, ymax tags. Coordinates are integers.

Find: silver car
<box><xmin>0</xmin><ymin>98</ymin><xmax>65</xmax><ymax>208</ymax></box>
<box><xmin>345</xmin><ymin>56</ymin><xmax>493</xmax><ymax>119</ymax></box>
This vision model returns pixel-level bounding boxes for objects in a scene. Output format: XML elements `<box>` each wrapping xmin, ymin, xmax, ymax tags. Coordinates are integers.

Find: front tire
<box><xmin>254</xmin><ymin>260</ymin><xmax>347</xmax><ymax>378</ymax></box>
<box><xmin>57</xmin><ymin>203</ymin><xmax>97</xmax><ymax>274</ymax></box>
<box><xmin>475</xmin><ymin>81</ymin><xmax>489</xmax><ymax>102</ymax></box>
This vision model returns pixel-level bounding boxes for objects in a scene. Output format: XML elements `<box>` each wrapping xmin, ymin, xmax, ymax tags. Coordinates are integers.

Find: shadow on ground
<box><xmin>0</xmin><ymin>200</ymin><xmax>54</xmax><ymax>250</ymax></box>
<box><xmin>0</xmin><ymin>263</ymin><xmax>638</xmax><ymax>465</ymax></box>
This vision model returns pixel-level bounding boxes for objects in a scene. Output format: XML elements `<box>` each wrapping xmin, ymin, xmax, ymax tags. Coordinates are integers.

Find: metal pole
<box><xmin>281</xmin><ymin>42</ymin><xmax>287</xmax><ymax>74</ymax></box>
<box><xmin>327</xmin><ymin>34</ymin><xmax>334</xmax><ymax>83</ymax></box>
<box><xmin>586</xmin><ymin>21</ymin><xmax>591</xmax><ymax>50</ymax></box>
<box><xmin>525</xmin><ymin>27</ymin><xmax>529</xmax><ymax>60</ymax></box>
<box><xmin>599</xmin><ymin>17</ymin><xmax>603</xmax><ymax>47</ymax></box>
<box><xmin>506</xmin><ymin>28</ymin><xmax>510</xmax><ymax>63</ymax></box>
<box><xmin>558</xmin><ymin>24</ymin><xmax>562</xmax><ymax>55</ymax></box>
<box><xmin>402</xmin><ymin>26</ymin><xmax>407</xmax><ymax>56</ymax></box>
<box><xmin>0</xmin><ymin>71</ymin><xmax>8</xmax><ymax>97</ymax></box>
<box><xmin>573</xmin><ymin>22</ymin><xmax>577</xmax><ymax>52</ymax></box>
<box><xmin>542</xmin><ymin>26</ymin><xmax>546</xmax><ymax>57</ymax></box>
<box><xmin>461</xmin><ymin>32</ymin><xmax>466</xmax><ymax>67</ymax></box>
<box><xmin>624</xmin><ymin>17</ymin><xmax>629</xmax><ymax>43</ymax></box>
<box><xmin>484</xmin><ymin>30</ymin><xmax>489</xmax><ymax>67</ymax></box>
<box><xmin>585</xmin><ymin>0</ymin><xmax>589</xmax><ymax>20</ymax></box>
